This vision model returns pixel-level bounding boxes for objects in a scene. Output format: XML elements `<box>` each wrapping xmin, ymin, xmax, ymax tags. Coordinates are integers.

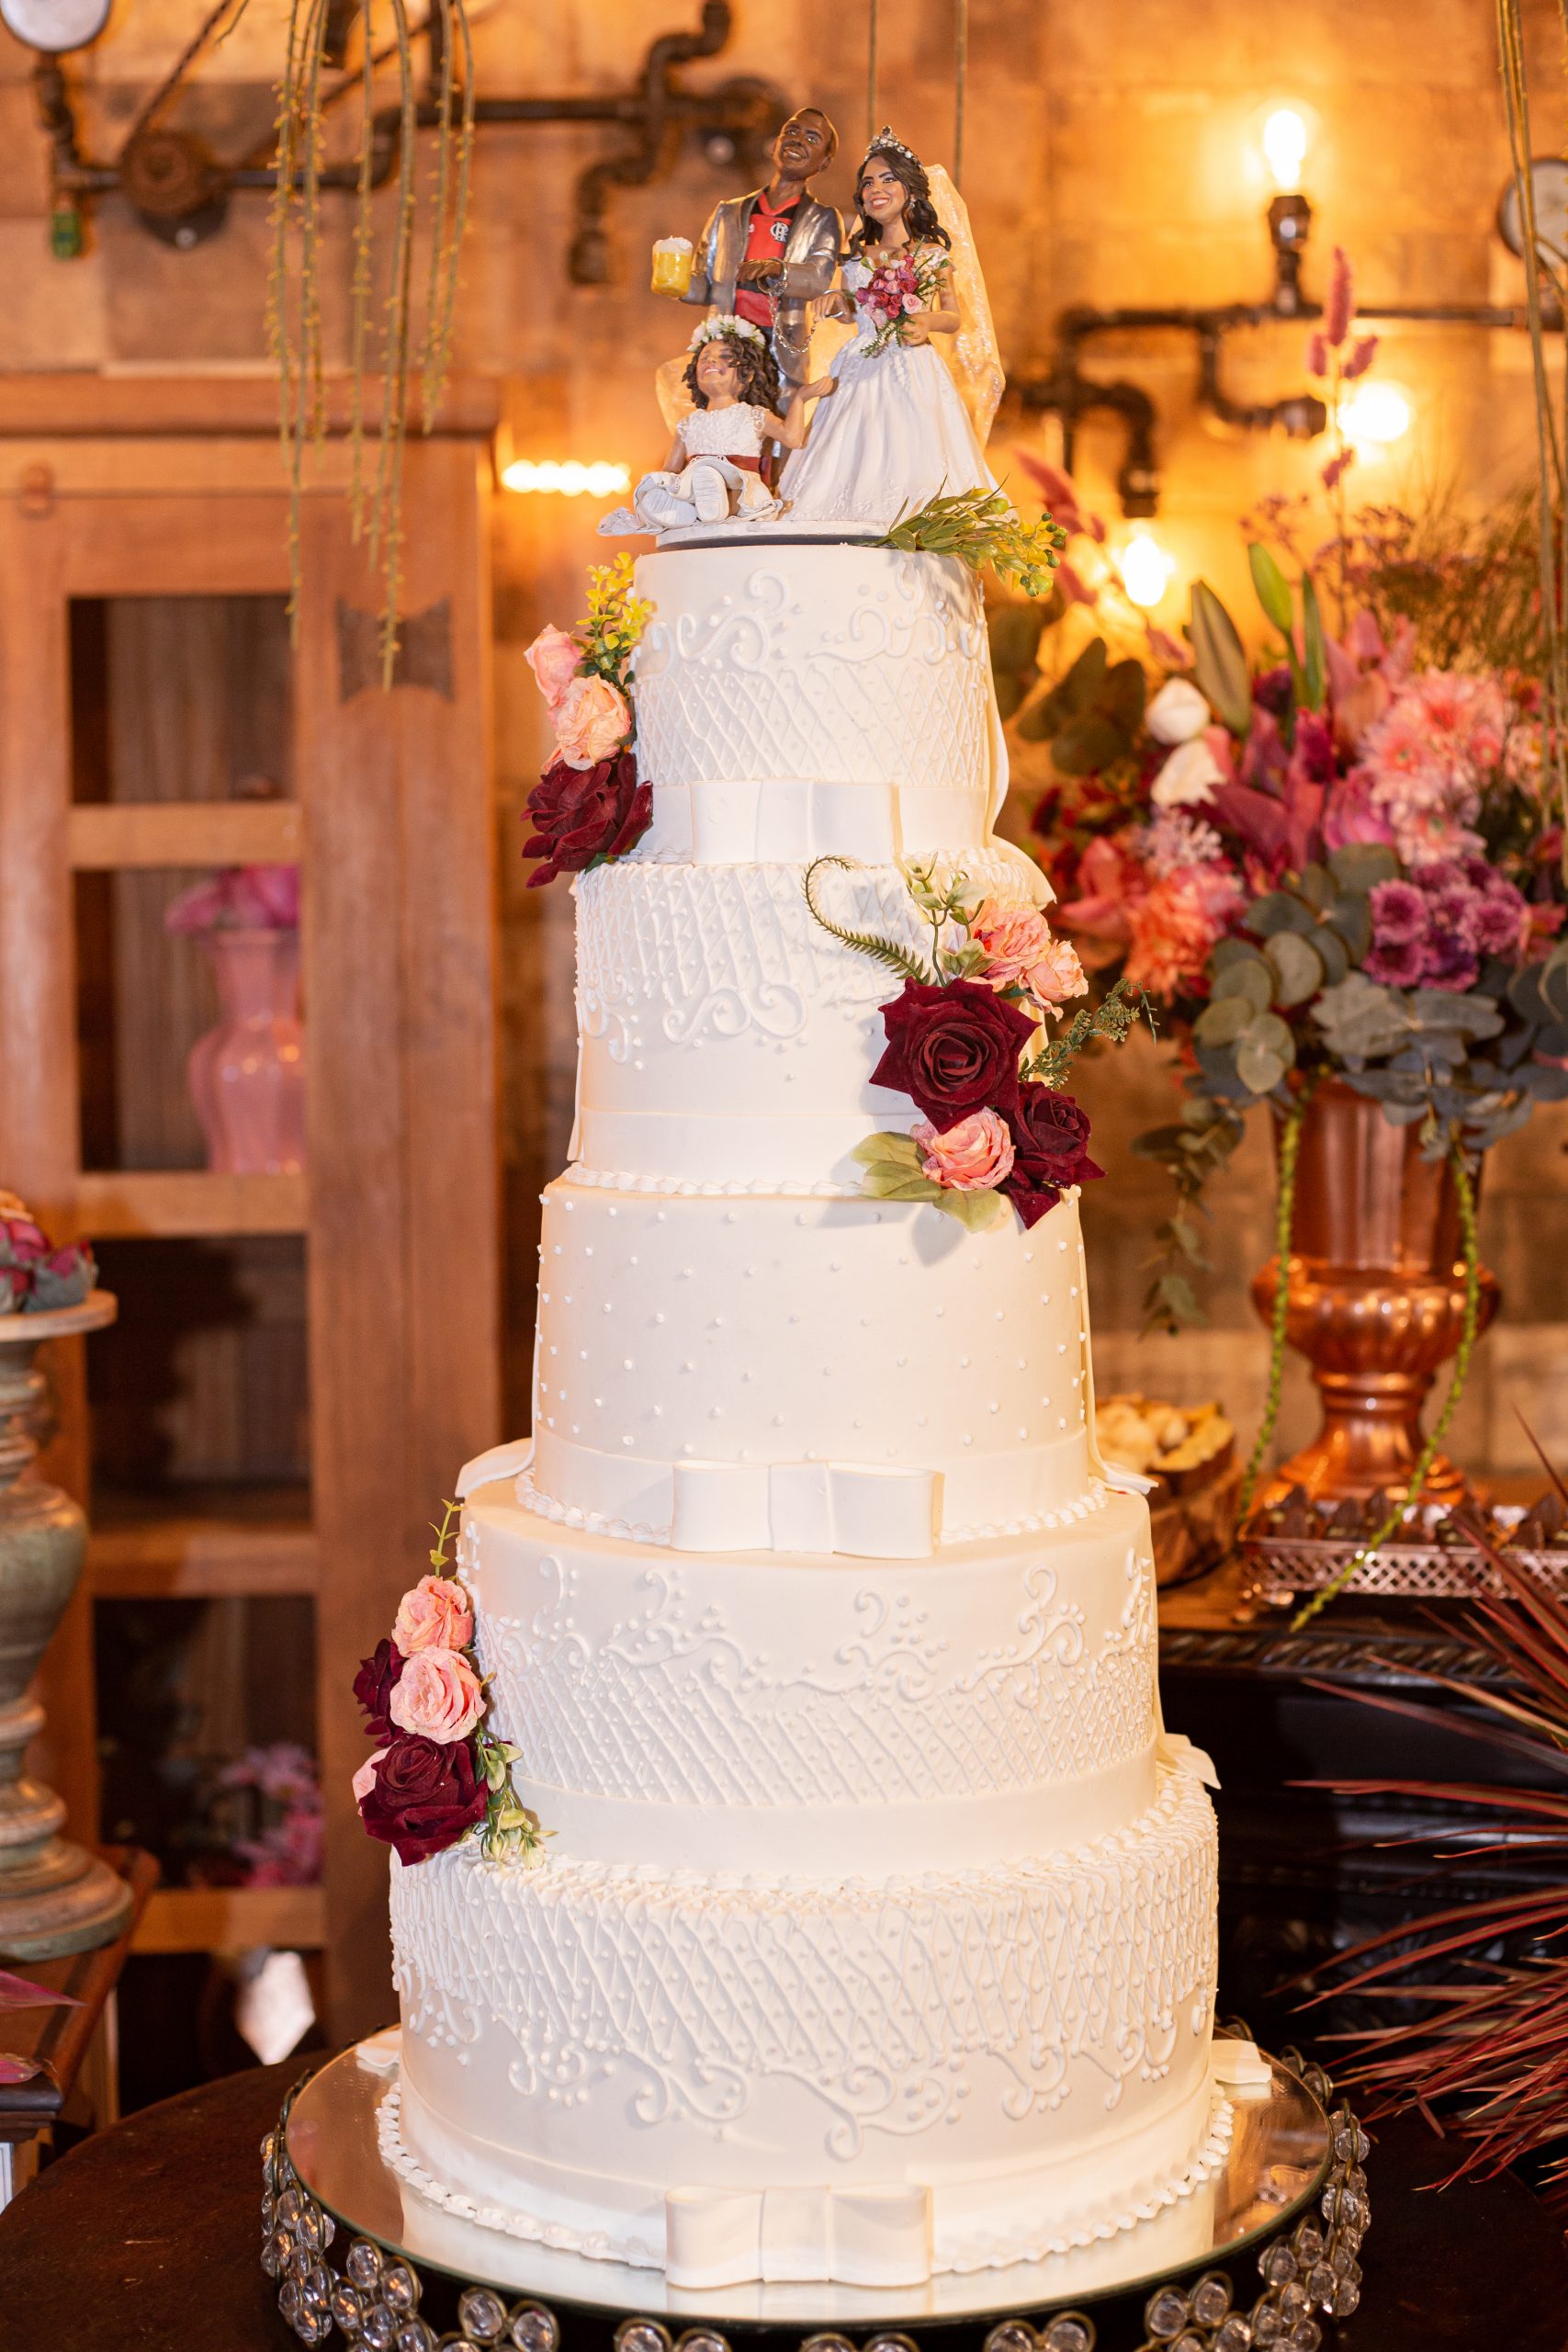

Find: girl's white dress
<box><xmin>779</xmin><ymin>250</ymin><xmax>998</xmax><ymax>530</ymax></box>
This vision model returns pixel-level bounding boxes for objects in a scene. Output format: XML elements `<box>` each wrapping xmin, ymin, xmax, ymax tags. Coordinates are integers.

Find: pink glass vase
<box><xmin>187</xmin><ymin>928</ymin><xmax>306</xmax><ymax>1174</ymax></box>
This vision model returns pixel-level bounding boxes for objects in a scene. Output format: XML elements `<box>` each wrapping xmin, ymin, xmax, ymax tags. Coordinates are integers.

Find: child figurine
<box><xmin>601</xmin><ymin>315</ymin><xmax>833</xmax><ymax>537</ymax></box>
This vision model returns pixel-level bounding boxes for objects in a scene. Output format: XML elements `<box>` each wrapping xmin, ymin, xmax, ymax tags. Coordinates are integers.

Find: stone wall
<box><xmin>4</xmin><ymin>0</ymin><xmax>1565</xmax><ymax>1468</ymax></box>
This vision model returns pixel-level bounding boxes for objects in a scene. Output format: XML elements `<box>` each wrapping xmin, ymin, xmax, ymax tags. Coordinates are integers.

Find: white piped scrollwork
<box><xmin>631</xmin><ymin>556</ymin><xmax>990</xmax><ymax>797</ymax></box>
<box><xmin>473</xmin><ymin>1543</ymin><xmax>1156</xmax><ymax>1810</ymax></box>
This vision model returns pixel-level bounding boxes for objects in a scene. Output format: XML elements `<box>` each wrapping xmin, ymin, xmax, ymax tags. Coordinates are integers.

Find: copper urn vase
<box><xmin>1250</xmin><ymin>1078</ymin><xmax>1498</xmax><ymax>1510</ymax></box>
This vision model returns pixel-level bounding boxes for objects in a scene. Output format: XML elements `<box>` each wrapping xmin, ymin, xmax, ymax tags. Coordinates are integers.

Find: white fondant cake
<box><xmin>389</xmin><ymin>541</ymin><xmax>1220</xmax><ymax>2288</ymax></box>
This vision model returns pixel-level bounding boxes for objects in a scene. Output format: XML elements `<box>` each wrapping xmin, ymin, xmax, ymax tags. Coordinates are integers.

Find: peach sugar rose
<box><xmin>913</xmin><ymin>1107</ymin><xmax>1016</xmax><ymax>1192</ymax></box>
<box><xmin>553</xmin><ymin>673</ymin><xmax>630</xmax><ymax>770</ymax></box>
<box><xmin>393</xmin><ymin>1573</ymin><xmax>474</xmax><ymax>1657</ymax></box>
<box><xmin>388</xmin><ymin>1648</ymin><xmax>485</xmax><ymax>1745</ymax></box>
<box><xmin>971</xmin><ymin>899</ymin><xmax>1088</xmax><ymax>1010</ymax></box>
<box><xmin>352</xmin><ymin>1747</ymin><xmax>388</xmax><ymax>1804</ymax></box>
<box><xmin>523</xmin><ymin>623</ymin><xmax>582</xmax><ymax>713</ymax></box>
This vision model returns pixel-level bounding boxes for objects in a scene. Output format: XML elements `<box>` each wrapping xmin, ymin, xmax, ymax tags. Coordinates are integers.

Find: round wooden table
<box><xmin>1</xmin><ymin>2059</ymin><xmax>1565</xmax><ymax>2349</ymax></box>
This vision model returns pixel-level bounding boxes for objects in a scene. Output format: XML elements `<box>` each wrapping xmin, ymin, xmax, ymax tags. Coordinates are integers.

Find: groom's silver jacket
<box><xmin>682</xmin><ymin>191</ymin><xmax>843</xmax><ymax>390</ymax></box>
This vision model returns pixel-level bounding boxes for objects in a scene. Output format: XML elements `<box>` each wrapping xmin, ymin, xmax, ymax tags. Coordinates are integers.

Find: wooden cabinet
<box><xmin>0</xmin><ymin>378</ymin><xmax>502</xmax><ymax>2040</ymax></box>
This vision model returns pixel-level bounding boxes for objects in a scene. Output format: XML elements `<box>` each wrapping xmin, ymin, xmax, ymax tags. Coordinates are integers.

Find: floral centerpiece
<box><xmin>522</xmin><ymin>555</ymin><xmax>652</xmax><ymax>887</ymax></box>
<box><xmin>1024</xmin><ymin>258</ymin><xmax>1568</xmax><ymax>1611</ymax></box>
<box><xmin>352</xmin><ymin>1505</ymin><xmax>539</xmax><ymax>1866</ymax></box>
<box><xmin>0</xmin><ymin>1193</ymin><xmax>96</xmax><ymax>1316</ymax></box>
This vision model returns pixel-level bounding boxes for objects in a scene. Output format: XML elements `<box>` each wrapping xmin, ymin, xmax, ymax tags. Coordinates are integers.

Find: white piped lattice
<box><xmin>474</xmin><ymin>1545</ymin><xmax>1155</xmax><ymax>1810</ymax></box>
<box><xmin>631</xmin><ymin>556</ymin><xmax>989</xmax><ymax>796</ymax></box>
<box><xmin>392</xmin><ymin>1764</ymin><xmax>1217</xmax><ymax>2159</ymax></box>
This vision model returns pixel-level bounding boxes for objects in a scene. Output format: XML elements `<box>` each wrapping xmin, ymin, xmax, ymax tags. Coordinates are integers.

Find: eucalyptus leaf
<box><xmin>1209</xmin><ymin>936</ymin><xmax>1259</xmax><ymax>973</ymax></box>
<box><xmin>988</xmin><ymin>604</ymin><xmax>1047</xmax><ymax>679</ymax></box>
<box><xmin>1103</xmin><ymin>658</ymin><xmax>1147</xmax><ymax>732</ymax></box>
<box><xmin>1193</xmin><ymin>995</ymin><xmax>1254</xmax><ymax>1047</ymax></box>
<box><xmin>1265</xmin><ymin>931</ymin><xmax>1325</xmax><ymax>1006</ymax></box>
<box><xmin>1235</xmin><ymin>1038</ymin><xmax>1292</xmax><ymax>1093</ymax></box>
<box><xmin>1527</xmin><ymin>1061</ymin><xmax>1568</xmax><ymax>1099</ymax></box>
<box><xmin>1249</xmin><ymin>891</ymin><xmax>1317</xmax><ymax>939</ymax></box>
<box><xmin>1327</xmin><ymin>842</ymin><xmax>1399</xmax><ymax>892</ymax></box>
<box><xmin>1297</xmin><ymin>863</ymin><xmax>1335</xmax><ymax>912</ymax></box>
<box><xmin>1194</xmin><ymin>1044</ymin><xmax>1255</xmax><ymax>1100</ymax></box>
<box><xmin>1409</xmin><ymin>990</ymin><xmax>1505</xmax><ymax>1038</ymax></box>
<box><xmin>1211</xmin><ymin>956</ymin><xmax>1274</xmax><ymax>1013</ymax></box>
<box><xmin>1312</xmin><ymin>924</ymin><xmax>1350</xmax><ymax>987</ymax></box>
<box><xmin>1326</xmin><ymin>891</ymin><xmax>1372</xmax><ymax>963</ymax></box>
<box><xmin>1245</xmin><ymin>1011</ymin><xmax>1295</xmax><ymax>1057</ymax></box>
<box><xmin>1508</xmin><ymin>965</ymin><xmax>1548</xmax><ymax>1022</ymax></box>
<box><xmin>1314</xmin><ymin>972</ymin><xmax>1411</xmax><ymax>1059</ymax></box>
<box><xmin>1247</xmin><ymin>540</ymin><xmax>1294</xmax><ymax>634</ymax></box>
<box><xmin>1541</xmin><ymin>957</ymin><xmax>1568</xmax><ymax>1026</ymax></box>
<box><xmin>1190</xmin><ymin>580</ymin><xmax>1252</xmax><ymax>736</ymax></box>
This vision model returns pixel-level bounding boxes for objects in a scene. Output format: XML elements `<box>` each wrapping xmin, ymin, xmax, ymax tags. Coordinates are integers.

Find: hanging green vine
<box><xmin>271</xmin><ymin>0</ymin><xmax>477</xmax><ymax>684</ymax></box>
<box><xmin>1291</xmin><ymin>1140</ymin><xmax>1483</xmax><ymax>1628</ymax></box>
<box><xmin>1235</xmin><ymin>1076</ymin><xmax>1316</xmax><ymax>1523</ymax></box>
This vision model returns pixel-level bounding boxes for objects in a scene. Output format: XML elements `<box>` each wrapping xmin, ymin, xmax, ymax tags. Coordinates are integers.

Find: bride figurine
<box><xmin>601</xmin><ymin>316</ymin><xmax>832</xmax><ymax>537</ymax></box>
<box><xmin>778</xmin><ymin>128</ymin><xmax>1004</xmax><ymax>531</ymax></box>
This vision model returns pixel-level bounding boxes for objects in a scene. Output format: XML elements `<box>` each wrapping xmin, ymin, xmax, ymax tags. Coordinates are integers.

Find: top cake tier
<box><xmin>629</xmin><ymin>542</ymin><xmax>998</xmax><ymax>865</ymax></box>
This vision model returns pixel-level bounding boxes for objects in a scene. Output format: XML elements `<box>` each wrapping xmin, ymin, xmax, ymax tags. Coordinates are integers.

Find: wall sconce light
<box><xmin>502</xmin><ymin>459</ymin><xmax>631</xmax><ymax>496</ymax></box>
<box><xmin>1260</xmin><ymin>107</ymin><xmax>1310</xmax><ymax>193</ymax></box>
<box><xmin>1118</xmin><ymin>531</ymin><xmax>1176</xmax><ymax>609</ymax></box>
<box><xmin>1337</xmin><ymin>381</ymin><xmax>1412</xmax><ymax>453</ymax></box>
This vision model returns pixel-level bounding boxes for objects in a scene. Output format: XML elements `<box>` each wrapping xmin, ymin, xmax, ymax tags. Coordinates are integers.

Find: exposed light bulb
<box><xmin>502</xmin><ymin>458</ymin><xmax>631</xmax><ymax>496</ymax></box>
<box><xmin>1119</xmin><ymin>531</ymin><xmax>1174</xmax><ymax>609</ymax></box>
<box><xmin>1261</xmin><ymin>107</ymin><xmax>1309</xmax><ymax>192</ymax></box>
<box><xmin>1337</xmin><ymin>383</ymin><xmax>1411</xmax><ymax>451</ymax></box>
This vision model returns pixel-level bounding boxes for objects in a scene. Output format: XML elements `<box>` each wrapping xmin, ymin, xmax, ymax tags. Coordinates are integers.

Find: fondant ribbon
<box><xmin>665</xmin><ymin>2178</ymin><xmax>932</xmax><ymax>2290</ymax></box>
<box><xmin>637</xmin><ymin>775</ymin><xmax>989</xmax><ymax>865</ymax></box>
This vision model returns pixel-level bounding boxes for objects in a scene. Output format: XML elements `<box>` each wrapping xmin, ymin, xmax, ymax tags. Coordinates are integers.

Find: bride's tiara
<box><xmin>861</xmin><ymin>125</ymin><xmax>920</xmax><ymax>168</ymax></box>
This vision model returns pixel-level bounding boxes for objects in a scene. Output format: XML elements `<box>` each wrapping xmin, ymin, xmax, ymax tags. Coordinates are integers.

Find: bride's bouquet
<box><xmin>860</xmin><ymin>250</ymin><xmax>945</xmax><ymax>354</ymax></box>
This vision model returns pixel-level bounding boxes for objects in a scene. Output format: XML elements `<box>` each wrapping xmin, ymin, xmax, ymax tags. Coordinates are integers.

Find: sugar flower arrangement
<box><xmin>805</xmin><ymin>858</ymin><xmax>1153</xmax><ymax>1231</ymax></box>
<box><xmin>0</xmin><ymin>1192</ymin><xmax>96</xmax><ymax>1317</ymax></box>
<box><xmin>522</xmin><ymin>554</ymin><xmax>654</xmax><ymax>888</ymax></box>
<box><xmin>352</xmin><ymin>1504</ymin><xmax>538</xmax><ymax>1867</ymax></box>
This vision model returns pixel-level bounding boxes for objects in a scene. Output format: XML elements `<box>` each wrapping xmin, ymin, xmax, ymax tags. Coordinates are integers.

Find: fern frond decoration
<box><xmin>1024</xmin><ymin>976</ymin><xmax>1159</xmax><ymax>1087</ymax></box>
<box><xmin>803</xmin><ymin>857</ymin><xmax>934</xmax><ymax>985</ymax></box>
<box><xmin>876</xmin><ymin>485</ymin><xmax>1070</xmax><ymax>598</ymax></box>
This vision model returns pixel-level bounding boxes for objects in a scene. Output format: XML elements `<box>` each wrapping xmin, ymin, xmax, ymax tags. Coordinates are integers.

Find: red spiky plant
<box><xmin>1301</xmin><ymin>1459</ymin><xmax>1568</xmax><ymax>2209</ymax></box>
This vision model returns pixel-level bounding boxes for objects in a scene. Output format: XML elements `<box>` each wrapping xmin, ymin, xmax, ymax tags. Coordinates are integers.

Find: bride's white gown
<box><xmin>779</xmin><ymin>253</ymin><xmax>998</xmax><ymax>530</ymax></box>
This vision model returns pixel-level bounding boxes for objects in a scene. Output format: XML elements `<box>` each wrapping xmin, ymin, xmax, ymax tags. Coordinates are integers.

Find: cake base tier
<box><xmin>390</xmin><ymin>1763</ymin><xmax>1218</xmax><ymax>2286</ymax></box>
<box><xmin>273</xmin><ymin>2042</ymin><xmax>1360</xmax><ymax>2339</ymax></box>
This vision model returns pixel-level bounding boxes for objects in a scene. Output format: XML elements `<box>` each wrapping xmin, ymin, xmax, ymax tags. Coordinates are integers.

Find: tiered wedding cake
<box><xmin>385</xmin><ymin>540</ymin><xmax>1224</xmax><ymax>2290</ymax></box>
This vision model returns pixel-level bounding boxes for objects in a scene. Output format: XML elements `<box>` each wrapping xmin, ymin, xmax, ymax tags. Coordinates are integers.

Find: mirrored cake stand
<box><xmin>263</xmin><ymin>2045</ymin><xmax>1371</xmax><ymax>2349</ymax></box>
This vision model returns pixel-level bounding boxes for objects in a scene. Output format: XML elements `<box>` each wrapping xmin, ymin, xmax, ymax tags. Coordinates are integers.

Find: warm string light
<box><xmin>502</xmin><ymin>459</ymin><xmax>631</xmax><ymax>496</ymax></box>
<box><xmin>1260</xmin><ymin>107</ymin><xmax>1309</xmax><ymax>192</ymax></box>
<box><xmin>1118</xmin><ymin>530</ymin><xmax>1176</xmax><ymax>608</ymax></box>
<box><xmin>1336</xmin><ymin>382</ymin><xmax>1413</xmax><ymax>452</ymax></box>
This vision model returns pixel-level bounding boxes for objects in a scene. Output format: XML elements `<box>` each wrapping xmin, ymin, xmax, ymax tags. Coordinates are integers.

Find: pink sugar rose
<box><xmin>524</xmin><ymin>623</ymin><xmax>582</xmax><ymax>713</ymax></box>
<box><xmin>388</xmin><ymin>1647</ymin><xmax>484</xmax><ymax>1745</ymax></box>
<box><xmin>553</xmin><ymin>673</ymin><xmax>630</xmax><ymax>770</ymax></box>
<box><xmin>392</xmin><ymin>1574</ymin><xmax>474</xmax><ymax>1657</ymax></box>
<box><xmin>913</xmin><ymin>1107</ymin><xmax>1016</xmax><ymax>1192</ymax></box>
<box><xmin>971</xmin><ymin>899</ymin><xmax>1088</xmax><ymax>1010</ymax></box>
<box><xmin>352</xmin><ymin>1747</ymin><xmax>388</xmax><ymax>1805</ymax></box>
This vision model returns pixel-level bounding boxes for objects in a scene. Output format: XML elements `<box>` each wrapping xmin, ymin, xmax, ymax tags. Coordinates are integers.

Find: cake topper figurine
<box><xmin>599</xmin><ymin>316</ymin><xmax>833</xmax><ymax>537</ymax></box>
<box><xmin>660</xmin><ymin>107</ymin><xmax>844</xmax><ymax>407</ymax></box>
<box><xmin>778</xmin><ymin>128</ymin><xmax>1005</xmax><ymax>530</ymax></box>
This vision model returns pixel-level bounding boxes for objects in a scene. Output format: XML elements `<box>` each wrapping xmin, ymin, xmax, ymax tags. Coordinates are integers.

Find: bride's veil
<box><xmin>927</xmin><ymin>164</ymin><xmax>1004</xmax><ymax>448</ymax></box>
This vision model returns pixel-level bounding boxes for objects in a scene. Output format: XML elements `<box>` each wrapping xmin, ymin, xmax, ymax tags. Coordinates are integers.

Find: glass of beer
<box><xmin>650</xmin><ymin>236</ymin><xmax>694</xmax><ymax>298</ymax></box>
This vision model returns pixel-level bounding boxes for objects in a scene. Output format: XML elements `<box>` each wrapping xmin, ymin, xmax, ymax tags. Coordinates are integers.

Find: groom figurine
<box><xmin>680</xmin><ymin>107</ymin><xmax>843</xmax><ymax>403</ymax></box>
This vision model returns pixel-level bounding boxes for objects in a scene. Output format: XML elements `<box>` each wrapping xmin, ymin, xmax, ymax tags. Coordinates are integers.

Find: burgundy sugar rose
<box><xmin>522</xmin><ymin>749</ymin><xmax>650</xmax><ymax>887</ymax></box>
<box><xmin>871</xmin><ymin>978</ymin><xmax>1037</xmax><ymax>1128</ymax></box>
<box><xmin>1003</xmin><ymin>1085</ymin><xmax>1104</xmax><ymax>1230</ymax></box>
<box><xmin>355</xmin><ymin>1732</ymin><xmax>489</xmax><ymax>1867</ymax></box>
<box><xmin>353</xmin><ymin>1637</ymin><xmax>404</xmax><ymax>1742</ymax></box>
